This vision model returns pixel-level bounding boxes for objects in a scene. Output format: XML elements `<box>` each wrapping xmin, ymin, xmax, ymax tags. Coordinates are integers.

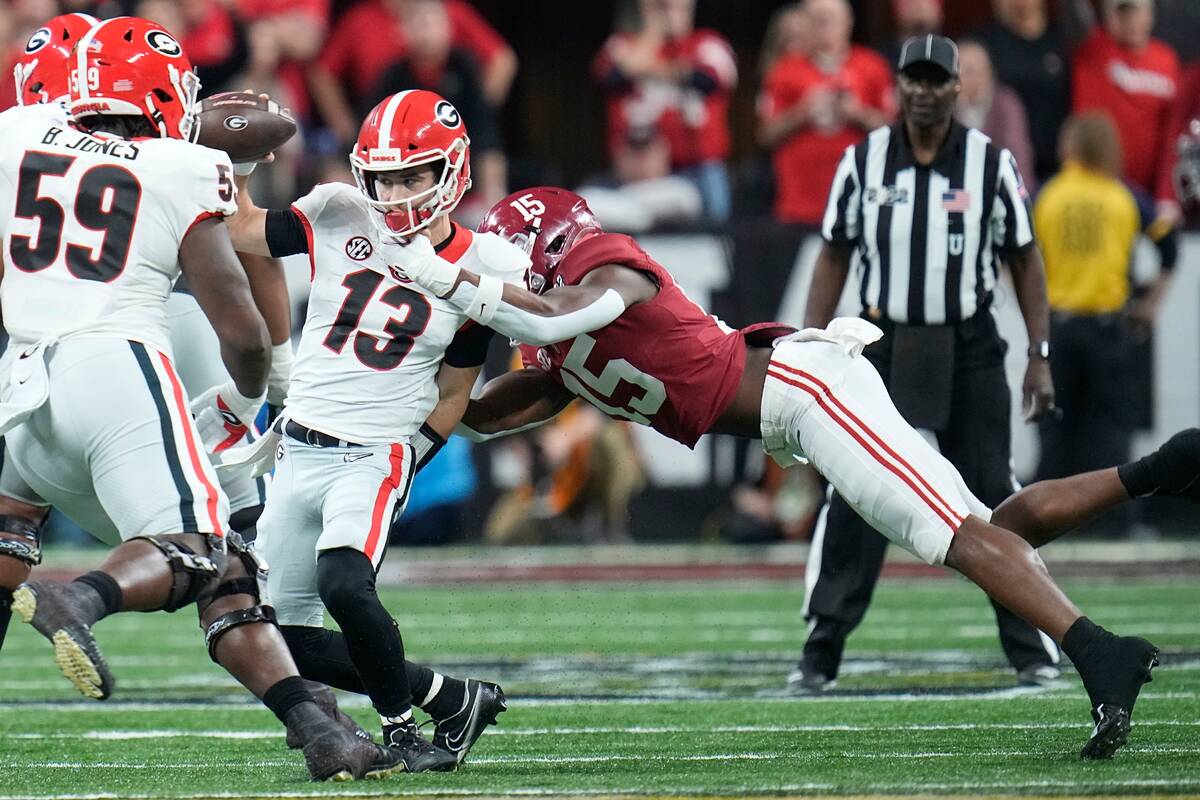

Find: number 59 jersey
<box><xmin>0</xmin><ymin>104</ymin><xmax>237</xmax><ymax>353</ymax></box>
<box><xmin>286</xmin><ymin>182</ymin><xmax>528</xmax><ymax>444</ymax></box>
<box><xmin>519</xmin><ymin>232</ymin><xmax>747</xmax><ymax>449</ymax></box>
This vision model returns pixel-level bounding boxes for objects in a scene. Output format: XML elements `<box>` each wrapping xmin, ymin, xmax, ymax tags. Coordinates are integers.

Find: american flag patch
<box><xmin>113</xmin><ymin>80</ymin><xmax>134</xmax><ymax>92</ymax></box>
<box><xmin>941</xmin><ymin>189</ymin><xmax>971</xmax><ymax>213</ymax></box>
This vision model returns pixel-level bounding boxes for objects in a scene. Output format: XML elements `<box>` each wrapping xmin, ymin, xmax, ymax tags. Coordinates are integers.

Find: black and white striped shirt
<box><xmin>821</xmin><ymin>121</ymin><xmax>1034</xmax><ymax>325</ymax></box>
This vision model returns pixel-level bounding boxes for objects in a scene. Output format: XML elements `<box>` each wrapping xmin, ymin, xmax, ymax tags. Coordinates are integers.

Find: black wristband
<box><xmin>412</xmin><ymin>424</ymin><xmax>447</xmax><ymax>473</ymax></box>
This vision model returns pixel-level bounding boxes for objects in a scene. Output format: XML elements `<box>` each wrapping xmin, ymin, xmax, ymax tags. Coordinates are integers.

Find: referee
<box><xmin>792</xmin><ymin>34</ymin><xmax>1060</xmax><ymax>691</ymax></box>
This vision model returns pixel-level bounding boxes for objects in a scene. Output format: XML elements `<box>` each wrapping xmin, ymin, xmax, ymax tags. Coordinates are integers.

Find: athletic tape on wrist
<box><xmin>232</xmin><ymin>162</ymin><xmax>257</xmax><ymax>177</ymax></box>
<box><xmin>465</xmin><ymin>275</ymin><xmax>504</xmax><ymax>326</ymax></box>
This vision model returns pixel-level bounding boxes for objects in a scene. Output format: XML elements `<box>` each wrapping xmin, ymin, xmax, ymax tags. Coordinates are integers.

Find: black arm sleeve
<box><xmin>265</xmin><ymin>208</ymin><xmax>309</xmax><ymax>257</ymax></box>
<box><xmin>444</xmin><ymin>322</ymin><xmax>494</xmax><ymax>368</ymax></box>
<box><xmin>1154</xmin><ymin>227</ymin><xmax>1179</xmax><ymax>272</ymax></box>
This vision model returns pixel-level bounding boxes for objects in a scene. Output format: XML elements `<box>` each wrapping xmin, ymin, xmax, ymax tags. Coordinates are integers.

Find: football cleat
<box><xmin>383</xmin><ymin>719</ymin><xmax>456</xmax><ymax>773</ymax></box>
<box><xmin>11</xmin><ymin>582</ymin><xmax>114</xmax><ymax>700</ymax></box>
<box><xmin>1076</xmin><ymin>636</ymin><xmax>1159</xmax><ymax>759</ymax></box>
<box><xmin>287</xmin><ymin>702</ymin><xmax>401</xmax><ymax>782</ymax></box>
<box><xmin>285</xmin><ymin>681</ymin><xmax>372</xmax><ymax>749</ymax></box>
<box><xmin>785</xmin><ymin>663</ymin><xmax>836</xmax><ymax>693</ymax></box>
<box><xmin>431</xmin><ymin>679</ymin><xmax>507</xmax><ymax>765</ymax></box>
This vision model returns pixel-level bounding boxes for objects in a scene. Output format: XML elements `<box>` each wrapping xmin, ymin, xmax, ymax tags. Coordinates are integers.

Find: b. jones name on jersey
<box><xmin>41</xmin><ymin>125</ymin><xmax>141</xmax><ymax>161</ymax></box>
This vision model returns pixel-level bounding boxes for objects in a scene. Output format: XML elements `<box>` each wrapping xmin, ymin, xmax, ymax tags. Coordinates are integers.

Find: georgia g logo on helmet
<box><xmin>25</xmin><ymin>27</ymin><xmax>52</xmax><ymax>54</ymax></box>
<box><xmin>434</xmin><ymin>100</ymin><xmax>460</xmax><ymax>129</ymax></box>
<box><xmin>145</xmin><ymin>29</ymin><xmax>182</xmax><ymax>57</ymax></box>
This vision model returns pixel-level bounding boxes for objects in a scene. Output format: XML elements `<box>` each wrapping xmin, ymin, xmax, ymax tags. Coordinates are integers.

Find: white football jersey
<box><xmin>0</xmin><ymin>104</ymin><xmax>237</xmax><ymax>353</ymax></box>
<box><xmin>286</xmin><ymin>182</ymin><xmax>528</xmax><ymax>444</ymax></box>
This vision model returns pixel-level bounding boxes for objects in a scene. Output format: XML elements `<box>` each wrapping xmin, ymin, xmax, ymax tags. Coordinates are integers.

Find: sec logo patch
<box><xmin>345</xmin><ymin>236</ymin><xmax>373</xmax><ymax>261</ymax></box>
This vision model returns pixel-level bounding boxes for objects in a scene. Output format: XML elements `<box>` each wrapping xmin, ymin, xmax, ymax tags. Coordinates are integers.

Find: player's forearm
<box><xmin>229</xmin><ymin>179</ymin><xmax>271</xmax><ymax>257</ymax></box>
<box><xmin>238</xmin><ymin>253</ymin><xmax>291</xmax><ymax>345</ymax></box>
<box><xmin>1007</xmin><ymin>245</ymin><xmax>1051</xmax><ymax>348</ymax></box>
<box><xmin>804</xmin><ymin>245</ymin><xmax>852</xmax><ymax>328</ymax></box>
<box><xmin>218</xmin><ymin>317</ymin><xmax>270</xmax><ymax>398</ymax></box>
<box><xmin>458</xmin><ymin>370</ymin><xmax>570</xmax><ymax>439</ymax></box>
<box><xmin>447</xmin><ymin>279</ymin><xmax>626</xmax><ymax>346</ymax></box>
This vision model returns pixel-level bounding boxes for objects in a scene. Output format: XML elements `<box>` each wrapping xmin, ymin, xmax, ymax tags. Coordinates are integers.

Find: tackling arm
<box><xmin>457</xmin><ymin>368</ymin><xmax>575</xmax><ymax>442</ymax></box>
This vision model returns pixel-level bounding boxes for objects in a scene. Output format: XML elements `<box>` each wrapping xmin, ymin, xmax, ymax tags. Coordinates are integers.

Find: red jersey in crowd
<box><xmin>236</xmin><ymin>0</ymin><xmax>331</xmax><ymax>121</ymax></box>
<box><xmin>518</xmin><ymin>233</ymin><xmax>747</xmax><ymax>448</ymax></box>
<box><xmin>318</xmin><ymin>0</ymin><xmax>506</xmax><ymax>97</ymax></box>
<box><xmin>759</xmin><ymin>47</ymin><xmax>895</xmax><ymax>225</ymax></box>
<box><xmin>1157</xmin><ymin>62</ymin><xmax>1200</xmax><ymax>205</ymax></box>
<box><xmin>1072</xmin><ymin>28</ymin><xmax>1180</xmax><ymax>198</ymax></box>
<box><xmin>592</xmin><ymin>29</ymin><xmax>738</xmax><ymax>169</ymax></box>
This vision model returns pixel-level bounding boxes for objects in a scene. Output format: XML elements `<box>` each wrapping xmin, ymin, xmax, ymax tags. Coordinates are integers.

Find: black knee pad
<box><xmin>132</xmin><ymin>536</ymin><xmax>222</xmax><ymax>612</ymax></box>
<box><xmin>204</xmin><ymin>604</ymin><xmax>277</xmax><ymax>662</ymax></box>
<box><xmin>0</xmin><ymin>515</ymin><xmax>44</xmax><ymax>567</ymax></box>
<box><xmin>315</xmin><ymin>548</ymin><xmax>377</xmax><ymax>616</ymax></box>
<box><xmin>228</xmin><ymin>505</ymin><xmax>264</xmax><ymax>540</ymax></box>
<box><xmin>197</xmin><ymin>531</ymin><xmax>268</xmax><ymax>614</ymax></box>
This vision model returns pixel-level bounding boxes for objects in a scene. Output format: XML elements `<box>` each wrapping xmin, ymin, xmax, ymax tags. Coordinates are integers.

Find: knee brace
<box><xmin>204</xmin><ymin>603</ymin><xmax>277</xmax><ymax>661</ymax></box>
<box><xmin>131</xmin><ymin>536</ymin><xmax>222</xmax><ymax>612</ymax></box>
<box><xmin>0</xmin><ymin>515</ymin><xmax>44</xmax><ymax>567</ymax></box>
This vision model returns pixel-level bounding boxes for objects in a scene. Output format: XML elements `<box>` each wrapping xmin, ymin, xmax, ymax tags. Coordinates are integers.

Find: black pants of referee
<box><xmin>800</xmin><ymin>313</ymin><xmax>1059</xmax><ymax>680</ymax></box>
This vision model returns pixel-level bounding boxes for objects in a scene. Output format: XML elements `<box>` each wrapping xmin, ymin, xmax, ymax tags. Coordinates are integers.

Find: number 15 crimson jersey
<box><xmin>0</xmin><ymin>104</ymin><xmax>237</xmax><ymax>353</ymax></box>
<box><xmin>283</xmin><ymin>182</ymin><xmax>528</xmax><ymax>445</ymax></box>
<box><xmin>519</xmin><ymin>232</ymin><xmax>758</xmax><ymax>448</ymax></box>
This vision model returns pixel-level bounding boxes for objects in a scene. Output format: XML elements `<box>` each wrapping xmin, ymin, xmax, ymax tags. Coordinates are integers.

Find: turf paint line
<box><xmin>6</xmin><ymin>719</ymin><xmax>1199</xmax><ymax>741</ymax></box>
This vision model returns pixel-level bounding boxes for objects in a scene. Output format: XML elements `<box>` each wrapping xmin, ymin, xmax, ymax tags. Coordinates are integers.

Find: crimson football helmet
<box><xmin>69</xmin><ymin>16</ymin><xmax>200</xmax><ymax>141</ymax></box>
<box><xmin>350</xmin><ymin>90</ymin><xmax>472</xmax><ymax>239</ymax></box>
<box><xmin>13</xmin><ymin>13</ymin><xmax>98</xmax><ymax>107</ymax></box>
<box><xmin>1175</xmin><ymin>118</ymin><xmax>1200</xmax><ymax>207</ymax></box>
<box><xmin>478</xmin><ymin>188</ymin><xmax>602</xmax><ymax>294</ymax></box>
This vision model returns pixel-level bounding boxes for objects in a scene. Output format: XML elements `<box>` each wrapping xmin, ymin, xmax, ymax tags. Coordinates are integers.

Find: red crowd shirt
<box><xmin>592</xmin><ymin>29</ymin><xmax>738</xmax><ymax>168</ymax></box>
<box><xmin>1072</xmin><ymin>28</ymin><xmax>1180</xmax><ymax>198</ymax></box>
<box><xmin>182</xmin><ymin>0</ymin><xmax>237</xmax><ymax>68</ymax></box>
<box><xmin>1157</xmin><ymin>62</ymin><xmax>1200</xmax><ymax>204</ymax></box>
<box><xmin>234</xmin><ymin>0</ymin><xmax>331</xmax><ymax>122</ymax></box>
<box><xmin>318</xmin><ymin>0</ymin><xmax>506</xmax><ymax>97</ymax></box>
<box><xmin>760</xmin><ymin>47</ymin><xmax>895</xmax><ymax>225</ymax></box>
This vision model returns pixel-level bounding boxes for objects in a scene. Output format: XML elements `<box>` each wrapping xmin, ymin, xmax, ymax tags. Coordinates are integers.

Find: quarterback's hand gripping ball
<box><xmin>195</xmin><ymin>92</ymin><xmax>297</xmax><ymax>163</ymax></box>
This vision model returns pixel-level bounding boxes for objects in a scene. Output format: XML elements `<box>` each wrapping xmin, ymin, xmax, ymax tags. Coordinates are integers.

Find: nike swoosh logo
<box><xmin>343</xmin><ymin>452</ymin><xmax>373</xmax><ymax>463</ymax></box>
<box><xmin>446</xmin><ymin>691</ymin><xmax>484</xmax><ymax>750</ymax></box>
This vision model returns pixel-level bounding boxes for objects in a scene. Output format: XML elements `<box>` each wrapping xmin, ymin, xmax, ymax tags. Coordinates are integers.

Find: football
<box><xmin>195</xmin><ymin>92</ymin><xmax>297</xmax><ymax>163</ymax></box>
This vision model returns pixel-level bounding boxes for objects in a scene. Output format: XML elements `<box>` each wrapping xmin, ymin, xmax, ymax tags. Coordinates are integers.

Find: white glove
<box><xmin>216</xmin><ymin>428</ymin><xmax>282</xmax><ymax>481</ymax></box>
<box><xmin>389</xmin><ymin>233</ymin><xmax>459</xmax><ymax>297</ymax></box>
<box><xmin>190</xmin><ymin>381</ymin><xmax>265</xmax><ymax>455</ymax></box>
<box><xmin>267</xmin><ymin>341</ymin><xmax>294</xmax><ymax>407</ymax></box>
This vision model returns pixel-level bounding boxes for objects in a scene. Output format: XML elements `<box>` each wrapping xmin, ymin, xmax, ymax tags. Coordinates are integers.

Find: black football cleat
<box><xmin>285</xmin><ymin>681</ymin><xmax>373</xmax><ymax>749</ymax></box>
<box><xmin>383</xmin><ymin>719</ymin><xmax>457</xmax><ymax>773</ymax></box>
<box><xmin>11</xmin><ymin>582</ymin><xmax>114</xmax><ymax>700</ymax></box>
<box><xmin>287</xmin><ymin>702</ymin><xmax>401</xmax><ymax>782</ymax></box>
<box><xmin>1149</xmin><ymin>428</ymin><xmax>1200</xmax><ymax>501</ymax></box>
<box><xmin>432</xmin><ymin>679</ymin><xmax>507</xmax><ymax>766</ymax></box>
<box><xmin>1077</xmin><ymin>636</ymin><xmax>1159</xmax><ymax>760</ymax></box>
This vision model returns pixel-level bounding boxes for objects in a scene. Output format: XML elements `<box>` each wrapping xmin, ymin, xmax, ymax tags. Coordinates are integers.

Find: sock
<box><xmin>0</xmin><ymin>588</ymin><xmax>12</xmax><ymax>653</ymax></box>
<box><xmin>72</xmin><ymin>571</ymin><xmax>123</xmax><ymax>622</ymax></box>
<box><xmin>419</xmin><ymin>673</ymin><xmax>468</xmax><ymax>721</ymax></box>
<box><xmin>317</xmin><ymin>548</ymin><xmax>413</xmax><ymax>717</ymax></box>
<box><xmin>280</xmin><ymin>625</ymin><xmax>368</xmax><ymax>693</ymax></box>
<box><xmin>262</xmin><ymin>675</ymin><xmax>314</xmax><ymax>725</ymax></box>
<box><xmin>380</xmin><ymin>709</ymin><xmax>412</xmax><ymax>729</ymax></box>
<box><xmin>1061</xmin><ymin>616</ymin><xmax>1112</xmax><ymax>676</ymax></box>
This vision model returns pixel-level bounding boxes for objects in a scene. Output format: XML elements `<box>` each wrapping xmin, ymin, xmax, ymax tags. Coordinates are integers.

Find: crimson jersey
<box><xmin>519</xmin><ymin>233</ymin><xmax>749</xmax><ymax>448</ymax></box>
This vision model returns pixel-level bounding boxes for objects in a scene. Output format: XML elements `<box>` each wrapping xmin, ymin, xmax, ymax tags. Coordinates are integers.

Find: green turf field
<box><xmin>1</xmin><ymin>575</ymin><xmax>1197</xmax><ymax>798</ymax></box>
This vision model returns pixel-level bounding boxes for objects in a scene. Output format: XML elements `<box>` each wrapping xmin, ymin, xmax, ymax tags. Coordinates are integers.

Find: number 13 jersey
<box><xmin>0</xmin><ymin>104</ymin><xmax>237</xmax><ymax>352</ymax></box>
<box><xmin>518</xmin><ymin>232</ymin><xmax>747</xmax><ymax>448</ymax></box>
<box><xmin>286</xmin><ymin>182</ymin><xmax>528</xmax><ymax>444</ymax></box>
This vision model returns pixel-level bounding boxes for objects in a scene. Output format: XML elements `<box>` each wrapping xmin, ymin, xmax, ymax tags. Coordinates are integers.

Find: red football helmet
<box><xmin>349</xmin><ymin>90</ymin><xmax>472</xmax><ymax>239</ymax></box>
<box><xmin>478</xmin><ymin>188</ymin><xmax>602</xmax><ymax>294</ymax></box>
<box><xmin>1175</xmin><ymin>118</ymin><xmax>1200</xmax><ymax>207</ymax></box>
<box><xmin>13</xmin><ymin>13</ymin><xmax>98</xmax><ymax>106</ymax></box>
<box><xmin>69</xmin><ymin>16</ymin><xmax>200</xmax><ymax>141</ymax></box>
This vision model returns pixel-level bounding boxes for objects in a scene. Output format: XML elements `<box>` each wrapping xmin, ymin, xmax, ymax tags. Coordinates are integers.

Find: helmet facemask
<box><xmin>350</xmin><ymin>137</ymin><xmax>471</xmax><ymax>241</ymax></box>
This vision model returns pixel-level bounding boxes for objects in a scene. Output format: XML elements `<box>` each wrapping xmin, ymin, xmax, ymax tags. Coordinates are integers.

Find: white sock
<box><xmin>419</xmin><ymin>672</ymin><xmax>445</xmax><ymax>708</ymax></box>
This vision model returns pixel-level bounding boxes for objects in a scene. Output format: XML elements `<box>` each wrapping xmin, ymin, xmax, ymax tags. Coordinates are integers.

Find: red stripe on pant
<box><xmin>770</xmin><ymin>360</ymin><xmax>965</xmax><ymax>524</ymax></box>
<box><xmin>363</xmin><ymin>443</ymin><xmax>406</xmax><ymax>561</ymax></box>
<box><xmin>156</xmin><ymin>353</ymin><xmax>225</xmax><ymax>538</ymax></box>
<box><xmin>766</xmin><ymin>368</ymin><xmax>963</xmax><ymax>532</ymax></box>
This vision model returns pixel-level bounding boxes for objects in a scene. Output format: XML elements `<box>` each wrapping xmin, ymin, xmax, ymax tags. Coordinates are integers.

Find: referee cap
<box><xmin>898</xmin><ymin>34</ymin><xmax>959</xmax><ymax>77</ymax></box>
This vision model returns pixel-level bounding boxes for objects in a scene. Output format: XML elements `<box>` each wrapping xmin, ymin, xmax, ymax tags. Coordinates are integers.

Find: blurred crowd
<box><xmin>8</xmin><ymin>0</ymin><xmax>1198</xmax><ymax>545</ymax></box>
